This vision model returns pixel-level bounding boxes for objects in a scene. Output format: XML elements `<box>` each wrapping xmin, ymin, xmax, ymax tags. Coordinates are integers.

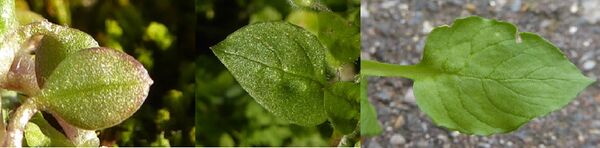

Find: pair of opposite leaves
<box><xmin>213</xmin><ymin>16</ymin><xmax>594</xmax><ymax>135</ymax></box>
<box><xmin>211</xmin><ymin>12</ymin><xmax>360</xmax><ymax>134</ymax></box>
<box><xmin>0</xmin><ymin>20</ymin><xmax>152</xmax><ymax>130</ymax></box>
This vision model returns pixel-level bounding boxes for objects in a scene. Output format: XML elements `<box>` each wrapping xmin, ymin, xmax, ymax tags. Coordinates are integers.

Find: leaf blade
<box><xmin>211</xmin><ymin>22</ymin><xmax>328</xmax><ymax>126</ymax></box>
<box><xmin>38</xmin><ymin>47</ymin><xmax>152</xmax><ymax>130</ymax></box>
<box><xmin>414</xmin><ymin>16</ymin><xmax>594</xmax><ymax>135</ymax></box>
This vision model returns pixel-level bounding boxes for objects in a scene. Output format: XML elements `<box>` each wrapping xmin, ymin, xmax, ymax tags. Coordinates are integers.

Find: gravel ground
<box><xmin>361</xmin><ymin>0</ymin><xmax>600</xmax><ymax>147</ymax></box>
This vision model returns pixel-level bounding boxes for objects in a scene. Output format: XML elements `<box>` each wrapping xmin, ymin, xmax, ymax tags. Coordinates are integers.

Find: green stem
<box><xmin>361</xmin><ymin>60</ymin><xmax>435</xmax><ymax>80</ymax></box>
<box><xmin>337</xmin><ymin>128</ymin><xmax>360</xmax><ymax>147</ymax></box>
<box><xmin>4</xmin><ymin>98</ymin><xmax>38</xmax><ymax>147</ymax></box>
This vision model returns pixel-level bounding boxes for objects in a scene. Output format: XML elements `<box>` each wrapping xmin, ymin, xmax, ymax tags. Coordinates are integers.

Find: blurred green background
<box><xmin>18</xmin><ymin>0</ymin><xmax>196</xmax><ymax>146</ymax></box>
<box><xmin>196</xmin><ymin>0</ymin><xmax>359</xmax><ymax>146</ymax></box>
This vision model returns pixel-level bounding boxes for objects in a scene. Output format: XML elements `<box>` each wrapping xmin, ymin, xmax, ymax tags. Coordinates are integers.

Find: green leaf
<box><xmin>211</xmin><ymin>22</ymin><xmax>328</xmax><ymax>126</ymax></box>
<box><xmin>364</xmin><ymin>16</ymin><xmax>595</xmax><ymax>135</ymax></box>
<box><xmin>37</xmin><ymin>47</ymin><xmax>153</xmax><ymax>130</ymax></box>
<box><xmin>317</xmin><ymin>12</ymin><xmax>360</xmax><ymax>66</ymax></box>
<box><xmin>0</xmin><ymin>20</ymin><xmax>98</xmax><ymax>87</ymax></box>
<box><xmin>24</xmin><ymin>113</ymin><xmax>74</xmax><ymax>146</ymax></box>
<box><xmin>34</xmin><ymin>21</ymin><xmax>99</xmax><ymax>87</ymax></box>
<box><xmin>359</xmin><ymin>76</ymin><xmax>382</xmax><ymax>136</ymax></box>
<box><xmin>323</xmin><ymin>82</ymin><xmax>358</xmax><ymax>134</ymax></box>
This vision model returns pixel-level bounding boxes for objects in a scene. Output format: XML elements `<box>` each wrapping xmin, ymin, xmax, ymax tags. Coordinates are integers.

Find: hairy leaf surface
<box><xmin>211</xmin><ymin>22</ymin><xmax>328</xmax><ymax>126</ymax></box>
<box><xmin>38</xmin><ymin>47</ymin><xmax>152</xmax><ymax>130</ymax></box>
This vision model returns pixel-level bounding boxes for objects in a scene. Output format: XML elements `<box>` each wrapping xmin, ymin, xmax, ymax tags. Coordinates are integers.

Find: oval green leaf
<box><xmin>211</xmin><ymin>22</ymin><xmax>328</xmax><ymax>126</ymax></box>
<box><xmin>412</xmin><ymin>16</ymin><xmax>594</xmax><ymax>135</ymax></box>
<box><xmin>38</xmin><ymin>47</ymin><xmax>152</xmax><ymax>130</ymax></box>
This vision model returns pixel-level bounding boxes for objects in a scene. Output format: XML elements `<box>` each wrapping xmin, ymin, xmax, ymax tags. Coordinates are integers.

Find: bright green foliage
<box><xmin>363</xmin><ymin>16</ymin><xmax>594</xmax><ymax>135</ymax></box>
<box><xmin>144</xmin><ymin>22</ymin><xmax>174</xmax><ymax>50</ymax></box>
<box><xmin>323</xmin><ymin>82</ymin><xmax>359</xmax><ymax>134</ymax></box>
<box><xmin>211</xmin><ymin>22</ymin><xmax>328</xmax><ymax>126</ymax></box>
<box><xmin>317</xmin><ymin>12</ymin><xmax>360</xmax><ymax>66</ymax></box>
<box><xmin>38</xmin><ymin>47</ymin><xmax>153</xmax><ymax>130</ymax></box>
<box><xmin>359</xmin><ymin>76</ymin><xmax>382</xmax><ymax>136</ymax></box>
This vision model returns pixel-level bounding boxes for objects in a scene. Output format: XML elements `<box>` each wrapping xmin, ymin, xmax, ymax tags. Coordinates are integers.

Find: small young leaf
<box><xmin>37</xmin><ymin>47</ymin><xmax>152</xmax><ymax>130</ymax></box>
<box><xmin>24</xmin><ymin>112</ymin><xmax>74</xmax><ymax>146</ymax></box>
<box><xmin>324</xmin><ymin>82</ymin><xmax>359</xmax><ymax>134</ymax></box>
<box><xmin>359</xmin><ymin>76</ymin><xmax>382</xmax><ymax>136</ymax></box>
<box><xmin>317</xmin><ymin>12</ymin><xmax>360</xmax><ymax>66</ymax></box>
<box><xmin>33</xmin><ymin>21</ymin><xmax>99</xmax><ymax>87</ymax></box>
<box><xmin>211</xmin><ymin>22</ymin><xmax>328</xmax><ymax>126</ymax></box>
<box><xmin>0</xmin><ymin>21</ymin><xmax>98</xmax><ymax>87</ymax></box>
<box><xmin>368</xmin><ymin>16</ymin><xmax>595</xmax><ymax>135</ymax></box>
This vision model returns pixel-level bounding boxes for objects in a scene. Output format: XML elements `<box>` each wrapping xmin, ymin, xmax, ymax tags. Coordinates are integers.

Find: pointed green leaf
<box><xmin>211</xmin><ymin>22</ymin><xmax>328</xmax><ymax>126</ymax></box>
<box><xmin>324</xmin><ymin>82</ymin><xmax>359</xmax><ymax>134</ymax></box>
<box><xmin>38</xmin><ymin>47</ymin><xmax>152</xmax><ymax>130</ymax></box>
<box><xmin>393</xmin><ymin>16</ymin><xmax>593</xmax><ymax>135</ymax></box>
<box><xmin>360</xmin><ymin>76</ymin><xmax>382</xmax><ymax>136</ymax></box>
